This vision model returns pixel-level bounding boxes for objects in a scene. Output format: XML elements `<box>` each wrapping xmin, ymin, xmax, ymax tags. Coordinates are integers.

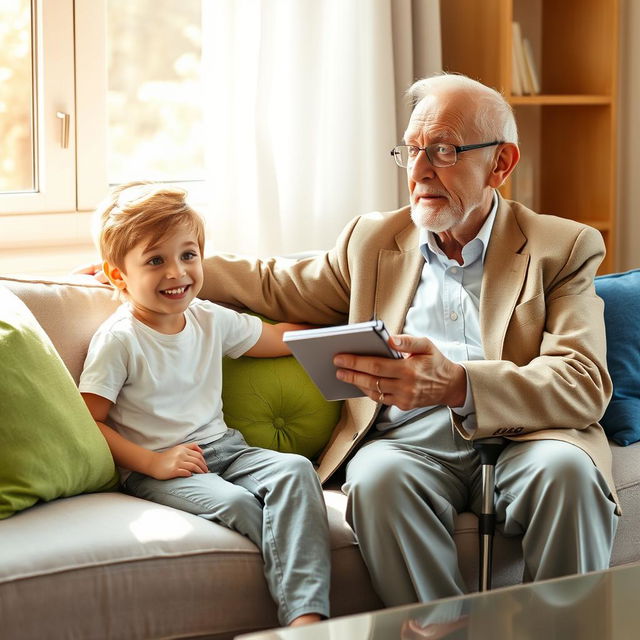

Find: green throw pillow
<box><xmin>0</xmin><ymin>287</ymin><xmax>118</xmax><ymax>520</ymax></box>
<box><xmin>222</xmin><ymin>355</ymin><xmax>342</xmax><ymax>460</ymax></box>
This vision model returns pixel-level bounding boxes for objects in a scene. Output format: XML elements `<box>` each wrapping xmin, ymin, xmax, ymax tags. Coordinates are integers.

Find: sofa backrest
<box><xmin>1</xmin><ymin>276</ymin><xmax>120</xmax><ymax>383</ymax></box>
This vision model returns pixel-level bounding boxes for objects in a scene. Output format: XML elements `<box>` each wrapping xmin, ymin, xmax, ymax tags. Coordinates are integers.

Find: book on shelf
<box><xmin>511</xmin><ymin>38</ymin><xmax>523</xmax><ymax>96</ymax></box>
<box><xmin>283</xmin><ymin>319</ymin><xmax>402</xmax><ymax>401</ymax></box>
<box><xmin>522</xmin><ymin>37</ymin><xmax>541</xmax><ymax>95</ymax></box>
<box><xmin>511</xmin><ymin>21</ymin><xmax>540</xmax><ymax>96</ymax></box>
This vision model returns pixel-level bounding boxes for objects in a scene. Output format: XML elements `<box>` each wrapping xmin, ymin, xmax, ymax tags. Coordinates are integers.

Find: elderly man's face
<box><xmin>404</xmin><ymin>90</ymin><xmax>497</xmax><ymax>235</ymax></box>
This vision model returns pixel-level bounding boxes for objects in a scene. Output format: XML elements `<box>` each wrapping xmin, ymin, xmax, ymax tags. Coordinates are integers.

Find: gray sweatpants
<box><xmin>343</xmin><ymin>407</ymin><xmax>618</xmax><ymax>606</ymax></box>
<box><xmin>123</xmin><ymin>429</ymin><xmax>331</xmax><ymax>625</ymax></box>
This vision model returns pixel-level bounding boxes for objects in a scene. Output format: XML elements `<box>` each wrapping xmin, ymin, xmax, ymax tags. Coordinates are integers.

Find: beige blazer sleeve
<box><xmin>199</xmin><ymin>217</ymin><xmax>358</xmax><ymax>326</ymax></box>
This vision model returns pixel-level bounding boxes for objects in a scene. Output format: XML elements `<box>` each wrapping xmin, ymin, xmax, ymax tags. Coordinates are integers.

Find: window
<box><xmin>0</xmin><ymin>0</ymin><xmax>412</xmax><ymax>275</ymax></box>
<box><xmin>76</xmin><ymin>0</ymin><xmax>207</xmax><ymax>209</ymax></box>
<box><xmin>105</xmin><ymin>0</ymin><xmax>204</xmax><ymax>186</ymax></box>
<box><xmin>0</xmin><ymin>0</ymin><xmax>35</xmax><ymax>194</ymax></box>
<box><xmin>0</xmin><ymin>0</ymin><xmax>76</xmax><ymax>216</ymax></box>
<box><xmin>0</xmin><ymin>0</ymin><xmax>207</xmax><ymax>267</ymax></box>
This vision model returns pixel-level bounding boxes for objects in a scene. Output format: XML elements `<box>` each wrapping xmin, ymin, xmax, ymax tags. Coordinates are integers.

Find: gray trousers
<box><xmin>123</xmin><ymin>429</ymin><xmax>331</xmax><ymax>625</ymax></box>
<box><xmin>343</xmin><ymin>407</ymin><xmax>618</xmax><ymax>607</ymax></box>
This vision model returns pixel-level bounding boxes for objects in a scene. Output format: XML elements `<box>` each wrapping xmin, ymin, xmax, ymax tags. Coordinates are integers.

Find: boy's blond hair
<box><xmin>95</xmin><ymin>181</ymin><xmax>205</xmax><ymax>270</ymax></box>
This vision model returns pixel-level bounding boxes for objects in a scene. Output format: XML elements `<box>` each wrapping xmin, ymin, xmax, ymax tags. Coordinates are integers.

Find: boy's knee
<box><xmin>223</xmin><ymin>485</ymin><xmax>259</xmax><ymax>512</ymax></box>
<box><xmin>278</xmin><ymin>452</ymin><xmax>317</xmax><ymax>481</ymax></box>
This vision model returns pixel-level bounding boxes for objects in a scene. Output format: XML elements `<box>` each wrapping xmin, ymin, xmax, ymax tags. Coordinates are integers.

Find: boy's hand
<box><xmin>148</xmin><ymin>443</ymin><xmax>208</xmax><ymax>479</ymax></box>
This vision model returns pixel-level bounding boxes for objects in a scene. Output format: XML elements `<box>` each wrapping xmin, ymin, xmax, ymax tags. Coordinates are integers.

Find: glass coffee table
<box><xmin>237</xmin><ymin>562</ymin><xmax>639</xmax><ymax>639</ymax></box>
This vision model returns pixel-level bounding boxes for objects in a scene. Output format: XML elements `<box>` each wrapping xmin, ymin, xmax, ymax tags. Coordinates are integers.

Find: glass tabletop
<box><xmin>237</xmin><ymin>562</ymin><xmax>640</xmax><ymax>640</ymax></box>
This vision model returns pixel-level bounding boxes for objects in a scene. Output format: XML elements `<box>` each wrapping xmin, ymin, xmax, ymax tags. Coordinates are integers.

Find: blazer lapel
<box><xmin>374</xmin><ymin>224</ymin><xmax>423</xmax><ymax>334</ymax></box>
<box><xmin>480</xmin><ymin>198</ymin><xmax>529</xmax><ymax>359</ymax></box>
<box><xmin>368</xmin><ymin>198</ymin><xmax>529</xmax><ymax>357</ymax></box>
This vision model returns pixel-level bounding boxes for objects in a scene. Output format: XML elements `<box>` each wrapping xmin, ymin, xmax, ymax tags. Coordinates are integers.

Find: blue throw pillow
<box><xmin>595</xmin><ymin>269</ymin><xmax>640</xmax><ymax>446</ymax></box>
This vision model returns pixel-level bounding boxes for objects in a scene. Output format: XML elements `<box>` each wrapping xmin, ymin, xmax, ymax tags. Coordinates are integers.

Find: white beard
<box><xmin>410</xmin><ymin>201</ymin><xmax>463</xmax><ymax>233</ymax></box>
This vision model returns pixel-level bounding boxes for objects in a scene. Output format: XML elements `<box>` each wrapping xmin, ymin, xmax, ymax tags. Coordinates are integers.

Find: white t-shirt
<box><xmin>79</xmin><ymin>300</ymin><xmax>262</xmax><ymax>457</ymax></box>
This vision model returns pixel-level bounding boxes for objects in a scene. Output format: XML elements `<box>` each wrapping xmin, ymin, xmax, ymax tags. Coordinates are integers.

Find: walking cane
<box><xmin>473</xmin><ymin>437</ymin><xmax>506</xmax><ymax>592</ymax></box>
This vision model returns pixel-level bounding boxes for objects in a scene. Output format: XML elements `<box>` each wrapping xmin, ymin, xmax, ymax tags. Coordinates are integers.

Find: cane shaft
<box><xmin>478</xmin><ymin>464</ymin><xmax>496</xmax><ymax>592</ymax></box>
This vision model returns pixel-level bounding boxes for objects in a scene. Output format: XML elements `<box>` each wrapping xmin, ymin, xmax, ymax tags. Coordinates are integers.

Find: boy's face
<box><xmin>113</xmin><ymin>222</ymin><xmax>204</xmax><ymax>332</ymax></box>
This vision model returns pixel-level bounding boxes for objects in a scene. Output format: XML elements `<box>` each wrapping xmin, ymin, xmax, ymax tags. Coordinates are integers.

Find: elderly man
<box><xmin>204</xmin><ymin>73</ymin><xmax>620</xmax><ymax>604</ymax></box>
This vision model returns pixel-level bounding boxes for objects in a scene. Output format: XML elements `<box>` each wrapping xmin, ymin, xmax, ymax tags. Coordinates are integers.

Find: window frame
<box><xmin>0</xmin><ymin>0</ymin><xmax>77</xmax><ymax>217</ymax></box>
<box><xmin>75</xmin><ymin>0</ymin><xmax>108</xmax><ymax>212</ymax></box>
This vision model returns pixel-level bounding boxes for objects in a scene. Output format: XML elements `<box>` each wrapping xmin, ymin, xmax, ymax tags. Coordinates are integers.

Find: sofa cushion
<box><xmin>609</xmin><ymin>441</ymin><xmax>640</xmax><ymax>565</ymax></box>
<box><xmin>221</xmin><ymin>354</ymin><xmax>342</xmax><ymax>460</ymax></box>
<box><xmin>0</xmin><ymin>492</ymin><xmax>381</xmax><ymax>639</ymax></box>
<box><xmin>595</xmin><ymin>269</ymin><xmax>640</xmax><ymax>446</ymax></box>
<box><xmin>0</xmin><ymin>286</ymin><xmax>118</xmax><ymax>520</ymax></box>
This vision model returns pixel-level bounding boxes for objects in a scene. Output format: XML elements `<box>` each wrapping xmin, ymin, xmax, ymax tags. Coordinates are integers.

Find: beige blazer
<box><xmin>201</xmin><ymin>196</ymin><xmax>618</xmax><ymax>508</ymax></box>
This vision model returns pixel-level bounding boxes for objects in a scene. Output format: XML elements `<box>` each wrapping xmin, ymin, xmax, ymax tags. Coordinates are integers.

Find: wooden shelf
<box><xmin>509</xmin><ymin>95</ymin><xmax>612</xmax><ymax>106</ymax></box>
<box><xmin>587</xmin><ymin>221</ymin><xmax>612</xmax><ymax>233</ymax></box>
<box><xmin>441</xmin><ymin>0</ymin><xmax>619</xmax><ymax>274</ymax></box>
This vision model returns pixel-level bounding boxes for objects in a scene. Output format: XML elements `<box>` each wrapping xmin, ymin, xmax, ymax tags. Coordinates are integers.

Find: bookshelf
<box><xmin>440</xmin><ymin>0</ymin><xmax>619</xmax><ymax>273</ymax></box>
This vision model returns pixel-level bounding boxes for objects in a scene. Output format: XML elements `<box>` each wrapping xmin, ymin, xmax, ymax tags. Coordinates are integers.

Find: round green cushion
<box><xmin>221</xmin><ymin>355</ymin><xmax>342</xmax><ymax>460</ymax></box>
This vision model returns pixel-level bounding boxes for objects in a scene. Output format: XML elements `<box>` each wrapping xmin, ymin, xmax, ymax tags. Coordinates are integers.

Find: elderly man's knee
<box><xmin>522</xmin><ymin>441</ymin><xmax>598</xmax><ymax>497</ymax></box>
<box><xmin>346</xmin><ymin>452</ymin><xmax>416</xmax><ymax>504</ymax></box>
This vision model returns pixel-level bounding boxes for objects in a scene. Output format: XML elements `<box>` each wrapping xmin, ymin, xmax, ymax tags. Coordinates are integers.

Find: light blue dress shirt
<box><xmin>376</xmin><ymin>192</ymin><xmax>498</xmax><ymax>432</ymax></box>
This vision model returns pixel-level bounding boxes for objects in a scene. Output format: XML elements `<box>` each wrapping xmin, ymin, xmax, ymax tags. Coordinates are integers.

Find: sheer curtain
<box><xmin>201</xmin><ymin>0</ymin><xmax>441</xmax><ymax>256</ymax></box>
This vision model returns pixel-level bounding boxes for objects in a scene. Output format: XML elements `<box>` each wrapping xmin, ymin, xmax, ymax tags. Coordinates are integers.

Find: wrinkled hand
<box><xmin>71</xmin><ymin>262</ymin><xmax>109</xmax><ymax>285</ymax></box>
<box><xmin>333</xmin><ymin>334</ymin><xmax>466</xmax><ymax>410</ymax></box>
<box><xmin>148</xmin><ymin>443</ymin><xmax>208</xmax><ymax>479</ymax></box>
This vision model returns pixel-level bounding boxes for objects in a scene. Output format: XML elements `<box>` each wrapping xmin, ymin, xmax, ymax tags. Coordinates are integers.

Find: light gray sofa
<box><xmin>1</xmin><ymin>274</ymin><xmax>639</xmax><ymax>640</ymax></box>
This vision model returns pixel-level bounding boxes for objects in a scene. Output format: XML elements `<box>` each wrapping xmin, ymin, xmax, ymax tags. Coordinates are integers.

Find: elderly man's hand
<box><xmin>71</xmin><ymin>262</ymin><xmax>110</xmax><ymax>285</ymax></box>
<box><xmin>334</xmin><ymin>334</ymin><xmax>467</xmax><ymax>410</ymax></box>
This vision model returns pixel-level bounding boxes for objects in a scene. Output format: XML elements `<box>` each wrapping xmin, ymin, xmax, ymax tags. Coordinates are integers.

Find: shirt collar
<box><xmin>419</xmin><ymin>190</ymin><xmax>499</xmax><ymax>266</ymax></box>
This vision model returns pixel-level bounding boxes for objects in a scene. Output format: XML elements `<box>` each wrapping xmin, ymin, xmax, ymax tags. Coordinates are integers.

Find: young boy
<box><xmin>79</xmin><ymin>181</ymin><xmax>330</xmax><ymax>627</ymax></box>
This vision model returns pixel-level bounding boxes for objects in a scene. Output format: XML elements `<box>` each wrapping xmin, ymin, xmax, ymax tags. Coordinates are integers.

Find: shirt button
<box><xmin>450</xmin><ymin>267</ymin><xmax>459</xmax><ymax>275</ymax></box>
<box><xmin>450</xmin><ymin>311</ymin><xmax>458</xmax><ymax>321</ymax></box>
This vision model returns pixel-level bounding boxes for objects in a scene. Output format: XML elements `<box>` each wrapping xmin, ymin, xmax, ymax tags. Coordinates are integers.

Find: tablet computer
<box><xmin>283</xmin><ymin>319</ymin><xmax>402</xmax><ymax>401</ymax></box>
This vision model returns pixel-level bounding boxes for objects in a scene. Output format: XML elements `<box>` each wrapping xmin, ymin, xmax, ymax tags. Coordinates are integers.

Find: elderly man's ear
<box><xmin>488</xmin><ymin>142</ymin><xmax>520</xmax><ymax>189</ymax></box>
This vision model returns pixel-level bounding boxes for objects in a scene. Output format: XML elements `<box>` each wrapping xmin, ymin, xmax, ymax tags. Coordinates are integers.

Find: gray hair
<box><xmin>407</xmin><ymin>73</ymin><xmax>518</xmax><ymax>144</ymax></box>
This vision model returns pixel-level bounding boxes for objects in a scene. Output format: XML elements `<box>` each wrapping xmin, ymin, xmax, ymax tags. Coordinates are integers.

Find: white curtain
<box><xmin>201</xmin><ymin>0</ymin><xmax>441</xmax><ymax>256</ymax></box>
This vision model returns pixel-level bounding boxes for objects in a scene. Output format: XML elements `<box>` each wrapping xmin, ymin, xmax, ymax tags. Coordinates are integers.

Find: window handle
<box><xmin>56</xmin><ymin>111</ymin><xmax>70</xmax><ymax>149</ymax></box>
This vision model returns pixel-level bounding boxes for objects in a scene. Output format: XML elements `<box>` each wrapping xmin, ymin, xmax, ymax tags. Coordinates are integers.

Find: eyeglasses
<box><xmin>390</xmin><ymin>141</ymin><xmax>504</xmax><ymax>169</ymax></box>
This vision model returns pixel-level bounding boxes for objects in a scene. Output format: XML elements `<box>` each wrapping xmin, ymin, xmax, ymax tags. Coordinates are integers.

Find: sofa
<box><xmin>1</xmin><ymin>272</ymin><xmax>639</xmax><ymax>640</ymax></box>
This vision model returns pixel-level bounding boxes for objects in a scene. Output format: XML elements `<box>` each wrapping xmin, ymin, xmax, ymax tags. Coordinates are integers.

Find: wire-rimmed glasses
<box><xmin>390</xmin><ymin>141</ymin><xmax>504</xmax><ymax>168</ymax></box>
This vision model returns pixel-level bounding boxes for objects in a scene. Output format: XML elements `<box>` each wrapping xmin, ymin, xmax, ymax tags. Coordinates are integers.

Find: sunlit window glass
<box><xmin>0</xmin><ymin>0</ymin><xmax>35</xmax><ymax>193</ymax></box>
<box><xmin>107</xmin><ymin>0</ymin><xmax>204</xmax><ymax>185</ymax></box>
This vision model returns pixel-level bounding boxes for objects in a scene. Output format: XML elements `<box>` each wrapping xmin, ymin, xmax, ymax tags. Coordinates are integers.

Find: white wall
<box><xmin>618</xmin><ymin>0</ymin><xmax>640</xmax><ymax>271</ymax></box>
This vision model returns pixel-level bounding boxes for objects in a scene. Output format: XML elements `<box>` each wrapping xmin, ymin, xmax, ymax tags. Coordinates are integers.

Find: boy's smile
<box><xmin>161</xmin><ymin>285</ymin><xmax>190</xmax><ymax>299</ymax></box>
<box><xmin>112</xmin><ymin>222</ymin><xmax>204</xmax><ymax>333</ymax></box>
